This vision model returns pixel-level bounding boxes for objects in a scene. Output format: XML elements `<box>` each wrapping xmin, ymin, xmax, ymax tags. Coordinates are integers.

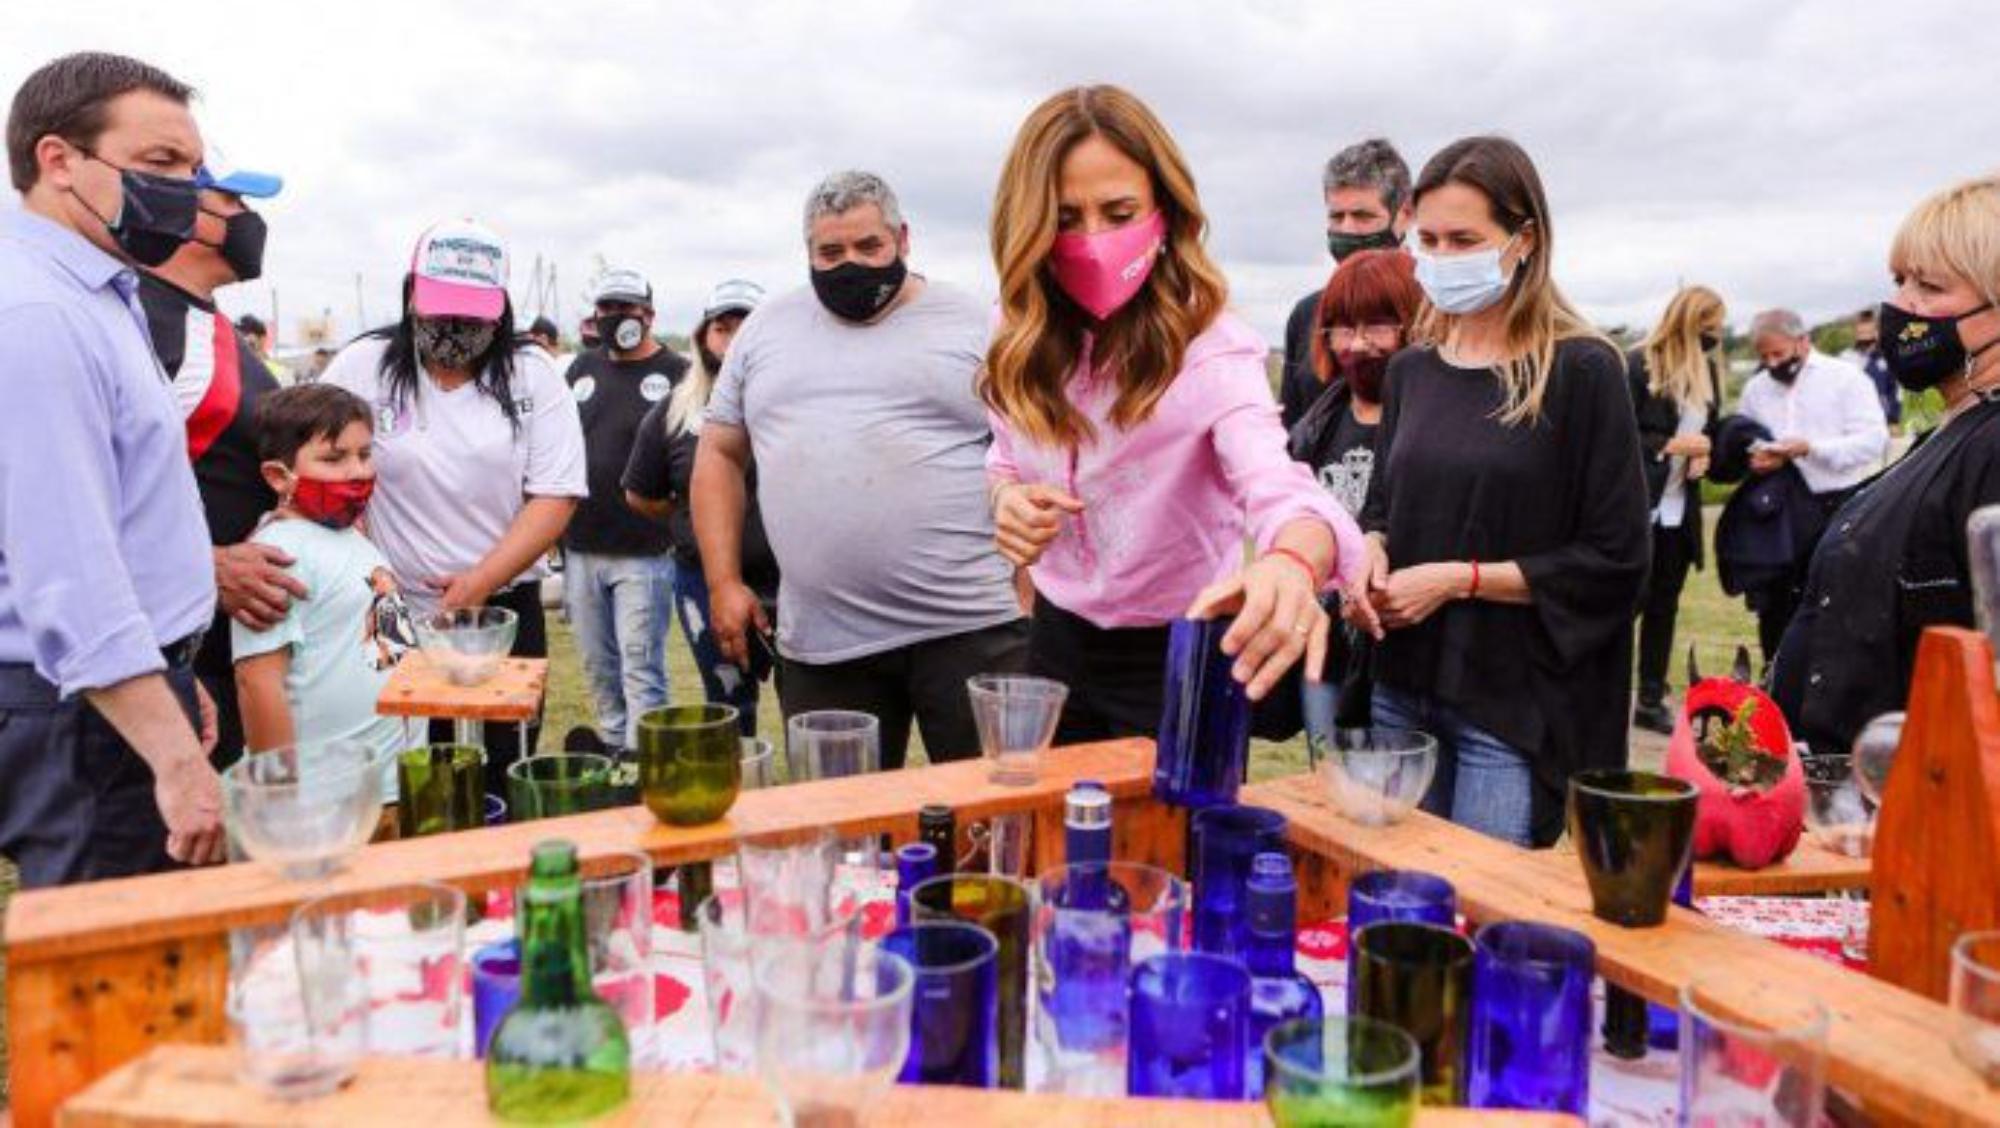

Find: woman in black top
<box><xmin>1773</xmin><ymin>175</ymin><xmax>2000</xmax><ymax>761</ymax></box>
<box><xmin>1628</xmin><ymin>285</ymin><xmax>1727</xmax><ymax>734</ymax></box>
<box><xmin>623</xmin><ymin>279</ymin><xmax>777</xmax><ymax>737</ymax></box>
<box><xmin>1346</xmin><ymin>137</ymin><xmax>1650</xmax><ymax>847</ymax></box>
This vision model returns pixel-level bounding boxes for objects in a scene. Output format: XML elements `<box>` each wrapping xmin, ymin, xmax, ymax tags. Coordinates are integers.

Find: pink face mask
<box><xmin>1049</xmin><ymin>210</ymin><xmax>1167</xmax><ymax>320</ymax></box>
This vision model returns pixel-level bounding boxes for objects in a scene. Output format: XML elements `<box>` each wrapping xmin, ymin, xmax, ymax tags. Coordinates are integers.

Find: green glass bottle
<box><xmin>486</xmin><ymin>840</ymin><xmax>632</xmax><ymax>1123</ymax></box>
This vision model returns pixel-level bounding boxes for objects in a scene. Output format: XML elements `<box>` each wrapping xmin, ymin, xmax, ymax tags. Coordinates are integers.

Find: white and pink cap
<box><xmin>410</xmin><ymin>219</ymin><xmax>509</xmax><ymax>321</ymax></box>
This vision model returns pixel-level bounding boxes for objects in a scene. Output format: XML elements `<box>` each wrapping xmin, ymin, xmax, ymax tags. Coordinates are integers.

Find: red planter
<box><xmin>1663</xmin><ymin>677</ymin><xmax>1805</xmax><ymax>870</ymax></box>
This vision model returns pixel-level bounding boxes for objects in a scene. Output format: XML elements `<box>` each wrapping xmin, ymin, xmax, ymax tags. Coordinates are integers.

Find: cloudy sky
<box><xmin>4</xmin><ymin>0</ymin><xmax>1990</xmax><ymax>348</ymax></box>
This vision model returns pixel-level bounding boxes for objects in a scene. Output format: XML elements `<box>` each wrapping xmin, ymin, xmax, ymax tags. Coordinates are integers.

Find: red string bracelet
<box><xmin>1467</xmin><ymin>559</ymin><xmax>1481</xmax><ymax>600</ymax></box>
<box><xmin>1266</xmin><ymin>546</ymin><xmax>1321</xmax><ymax>587</ymax></box>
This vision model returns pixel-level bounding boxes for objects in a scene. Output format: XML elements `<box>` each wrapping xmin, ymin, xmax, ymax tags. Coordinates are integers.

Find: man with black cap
<box><xmin>139</xmin><ymin>138</ymin><xmax>294</xmax><ymax>768</ymax></box>
<box><xmin>560</xmin><ymin>267</ymin><xmax>688</xmax><ymax>754</ymax></box>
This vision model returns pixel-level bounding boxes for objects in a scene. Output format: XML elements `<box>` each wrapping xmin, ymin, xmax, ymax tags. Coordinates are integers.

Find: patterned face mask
<box><xmin>413</xmin><ymin>316</ymin><xmax>498</xmax><ymax>371</ymax></box>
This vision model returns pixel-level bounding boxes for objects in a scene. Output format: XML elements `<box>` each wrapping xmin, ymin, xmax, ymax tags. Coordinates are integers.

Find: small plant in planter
<box><xmin>1663</xmin><ymin>646</ymin><xmax>1807</xmax><ymax>870</ymax></box>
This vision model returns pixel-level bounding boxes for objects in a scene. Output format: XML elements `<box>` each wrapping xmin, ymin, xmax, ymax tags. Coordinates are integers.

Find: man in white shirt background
<box><xmin>1735</xmin><ymin>307</ymin><xmax>1889</xmax><ymax>658</ymax></box>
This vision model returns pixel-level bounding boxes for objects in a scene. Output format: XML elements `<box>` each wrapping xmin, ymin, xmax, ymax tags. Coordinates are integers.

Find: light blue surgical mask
<box><xmin>1414</xmin><ymin>233</ymin><xmax>1522</xmax><ymax>315</ymax></box>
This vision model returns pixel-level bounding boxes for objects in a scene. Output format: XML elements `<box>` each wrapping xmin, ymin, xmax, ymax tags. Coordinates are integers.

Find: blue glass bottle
<box><xmin>1153</xmin><ymin>618</ymin><xmax>1253</xmax><ymax>809</ymax></box>
<box><xmin>895</xmin><ymin>842</ymin><xmax>940</xmax><ymax>927</ymax></box>
<box><xmin>1058</xmin><ymin>782</ymin><xmax>1128</xmax><ymax>912</ymax></box>
<box><xmin>1244</xmin><ymin>853</ymin><xmax>1323</xmax><ymax>1098</ymax></box>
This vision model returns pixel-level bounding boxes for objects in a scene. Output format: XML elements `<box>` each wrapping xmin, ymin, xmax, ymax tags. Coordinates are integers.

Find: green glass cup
<box><xmin>638</xmin><ymin>705</ymin><xmax>742</xmax><ymax>826</ymax></box>
<box><xmin>1265</xmin><ymin>1016</ymin><xmax>1422</xmax><ymax>1127</ymax></box>
<box><xmin>1567</xmin><ymin>769</ymin><xmax>1700</xmax><ymax>928</ymax></box>
<box><xmin>506</xmin><ymin>753</ymin><xmax>615</xmax><ymax>821</ymax></box>
<box><xmin>396</xmin><ymin>744</ymin><xmax>485</xmax><ymax>837</ymax></box>
<box><xmin>1351</xmin><ymin>922</ymin><xmax>1474</xmax><ymax>1107</ymax></box>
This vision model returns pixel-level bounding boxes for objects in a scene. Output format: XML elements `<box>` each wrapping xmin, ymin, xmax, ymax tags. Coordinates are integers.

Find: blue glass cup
<box><xmin>1154</xmin><ymin>617</ymin><xmax>1252</xmax><ymax>809</ymax></box>
<box><xmin>1190</xmin><ymin>804</ymin><xmax>1287</xmax><ymax>956</ymax></box>
<box><xmin>469</xmin><ymin>939</ymin><xmax>520</xmax><ymax>1059</ymax></box>
<box><xmin>1348</xmin><ymin>871</ymin><xmax>1457</xmax><ymax>934</ymax></box>
<box><xmin>1128</xmin><ymin>951</ymin><xmax>1253</xmax><ymax>1100</ymax></box>
<box><xmin>1468</xmin><ymin>922</ymin><xmax>1594</xmax><ymax>1114</ymax></box>
<box><xmin>881</xmin><ymin>921</ymin><xmax>1000</xmax><ymax>1088</ymax></box>
<box><xmin>910</xmin><ymin>873</ymin><xmax>1032</xmax><ymax>1089</ymax></box>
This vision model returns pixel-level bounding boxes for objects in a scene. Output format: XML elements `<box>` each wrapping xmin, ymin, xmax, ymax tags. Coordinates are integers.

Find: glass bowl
<box><xmin>223</xmin><ymin>740</ymin><xmax>393</xmax><ymax>879</ymax></box>
<box><xmin>1309</xmin><ymin>727</ymin><xmax>1438</xmax><ymax>827</ymax></box>
<box><xmin>414</xmin><ymin>607</ymin><xmax>519</xmax><ymax>686</ymax></box>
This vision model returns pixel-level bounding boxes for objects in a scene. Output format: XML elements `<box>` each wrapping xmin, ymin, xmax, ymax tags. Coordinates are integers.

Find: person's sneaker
<box><xmin>562</xmin><ymin>725</ymin><xmax>607</xmax><ymax>754</ymax></box>
<box><xmin>1632</xmin><ymin>700</ymin><xmax>1675</xmax><ymax>735</ymax></box>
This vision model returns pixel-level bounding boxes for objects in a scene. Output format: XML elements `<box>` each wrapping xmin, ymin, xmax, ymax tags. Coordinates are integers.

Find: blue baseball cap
<box><xmin>195</xmin><ymin>141</ymin><xmax>283</xmax><ymax>199</ymax></box>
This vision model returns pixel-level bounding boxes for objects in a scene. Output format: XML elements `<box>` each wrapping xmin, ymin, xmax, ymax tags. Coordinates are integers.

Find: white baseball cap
<box><xmin>703</xmin><ymin>278</ymin><xmax>765</xmax><ymax>319</ymax></box>
<box><xmin>592</xmin><ymin>268</ymin><xmax>653</xmax><ymax>306</ymax></box>
<box><xmin>410</xmin><ymin>219</ymin><xmax>509</xmax><ymax>321</ymax></box>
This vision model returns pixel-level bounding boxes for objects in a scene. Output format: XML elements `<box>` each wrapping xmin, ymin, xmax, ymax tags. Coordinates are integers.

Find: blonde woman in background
<box><xmin>1344</xmin><ymin>135</ymin><xmax>1650</xmax><ymax>847</ymax></box>
<box><xmin>1629</xmin><ymin>285</ymin><xmax>1727</xmax><ymax>733</ymax></box>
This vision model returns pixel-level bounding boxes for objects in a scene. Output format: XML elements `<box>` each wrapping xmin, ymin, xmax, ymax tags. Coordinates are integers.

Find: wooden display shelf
<box><xmin>376</xmin><ymin>654</ymin><xmax>548</xmax><ymax>723</ymax></box>
<box><xmin>1690</xmin><ymin>836</ymin><xmax>1870</xmax><ymax>896</ymax></box>
<box><xmin>59</xmin><ymin>1045</ymin><xmax>1580</xmax><ymax>1127</ymax></box>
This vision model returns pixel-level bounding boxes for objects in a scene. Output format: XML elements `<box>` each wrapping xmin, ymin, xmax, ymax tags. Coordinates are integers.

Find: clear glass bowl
<box><xmin>223</xmin><ymin>740</ymin><xmax>392</xmax><ymax>879</ymax></box>
<box><xmin>1309</xmin><ymin>727</ymin><xmax>1438</xmax><ymax>827</ymax></box>
<box><xmin>414</xmin><ymin>606</ymin><xmax>519</xmax><ymax>686</ymax></box>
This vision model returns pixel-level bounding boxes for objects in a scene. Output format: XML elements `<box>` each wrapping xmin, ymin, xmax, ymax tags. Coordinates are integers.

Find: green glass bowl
<box><xmin>637</xmin><ymin>704</ymin><xmax>742</xmax><ymax>826</ymax></box>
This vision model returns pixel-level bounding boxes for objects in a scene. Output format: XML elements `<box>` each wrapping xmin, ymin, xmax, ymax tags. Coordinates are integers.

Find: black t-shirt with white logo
<box><xmin>564</xmin><ymin>346</ymin><xmax>686</xmax><ymax>556</ymax></box>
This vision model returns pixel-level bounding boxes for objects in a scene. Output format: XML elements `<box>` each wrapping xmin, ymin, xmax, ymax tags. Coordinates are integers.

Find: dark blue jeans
<box><xmin>0</xmin><ymin>661</ymin><xmax>199</xmax><ymax>888</ymax></box>
<box><xmin>672</xmin><ymin>560</ymin><xmax>760</xmax><ymax>737</ymax></box>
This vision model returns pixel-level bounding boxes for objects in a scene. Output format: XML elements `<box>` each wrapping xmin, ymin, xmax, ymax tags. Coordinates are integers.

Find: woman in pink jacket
<box><xmin>982</xmin><ymin>85</ymin><xmax>1365</xmax><ymax>742</ymax></box>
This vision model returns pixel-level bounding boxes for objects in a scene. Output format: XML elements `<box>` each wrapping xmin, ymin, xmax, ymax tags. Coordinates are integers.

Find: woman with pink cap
<box><xmin>321</xmin><ymin>219</ymin><xmax>587</xmax><ymax>788</ymax></box>
<box><xmin>981</xmin><ymin>85</ymin><xmax>1364</xmax><ymax>742</ymax></box>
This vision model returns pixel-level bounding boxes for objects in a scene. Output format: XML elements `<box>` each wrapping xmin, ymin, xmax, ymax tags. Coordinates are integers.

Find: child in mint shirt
<box><xmin>232</xmin><ymin>384</ymin><xmax>416</xmax><ymax>800</ymax></box>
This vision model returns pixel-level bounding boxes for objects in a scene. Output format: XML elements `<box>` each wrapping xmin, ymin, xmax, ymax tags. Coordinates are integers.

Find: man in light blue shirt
<box><xmin>0</xmin><ymin>52</ymin><xmax>226</xmax><ymax>886</ymax></box>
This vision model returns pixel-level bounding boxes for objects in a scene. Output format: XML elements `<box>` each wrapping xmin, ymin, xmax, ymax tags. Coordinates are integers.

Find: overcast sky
<box><xmin>4</xmin><ymin>0</ymin><xmax>1991</xmax><ymax>349</ymax></box>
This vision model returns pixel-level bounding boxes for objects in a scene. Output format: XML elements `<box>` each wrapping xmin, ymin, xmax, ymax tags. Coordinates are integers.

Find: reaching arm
<box><xmin>234</xmin><ymin>649</ymin><xmax>295</xmax><ymax>752</ymax></box>
<box><xmin>442</xmin><ymin>496</ymin><xmax>577</xmax><ymax>610</ymax></box>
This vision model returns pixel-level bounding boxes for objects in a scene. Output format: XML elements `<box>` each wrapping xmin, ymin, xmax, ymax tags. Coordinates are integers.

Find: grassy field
<box><xmin>0</xmin><ymin>538</ymin><xmax>1754</xmax><ymax>1112</ymax></box>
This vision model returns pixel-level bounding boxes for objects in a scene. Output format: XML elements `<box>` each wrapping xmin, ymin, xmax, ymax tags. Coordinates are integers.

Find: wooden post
<box><xmin>1870</xmin><ymin>626</ymin><xmax>2000</xmax><ymax>1001</ymax></box>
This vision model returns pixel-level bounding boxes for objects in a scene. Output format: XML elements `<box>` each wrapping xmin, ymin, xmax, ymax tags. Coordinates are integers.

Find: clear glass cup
<box><xmin>696</xmin><ymin>890</ymin><xmax>860</xmax><ymax>1075</ymax></box>
<box><xmin>1967</xmin><ymin>505</ymin><xmax>2000</xmax><ymax>679</ymax></box>
<box><xmin>1678</xmin><ymin>977</ymin><xmax>1830</xmax><ymax>1126</ymax></box>
<box><xmin>1950</xmin><ymin>930</ymin><xmax>2000</xmax><ymax>1085</ymax></box>
<box><xmin>230</xmin><ymin>920</ymin><xmax>362</xmax><ymax>1100</ymax></box>
<box><xmin>505</xmin><ymin>752</ymin><xmax>615</xmax><ymax>821</ymax></box>
<box><xmin>1802</xmin><ymin>753</ymin><xmax>1874</xmax><ymax>858</ymax></box>
<box><xmin>222</xmin><ymin>740</ymin><xmax>393</xmax><ymax>879</ymax></box>
<box><xmin>1031</xmin><ymin>862</ymin><xmax>1189</xmax><ymax>1096</ymax></box>
<box><xmin>741</xmin><ymin>737</ymin><xmax>778</xmax><ymax>789</ymax></box>
<box><xmin>754</xmin><ymin>937</ymin><xmax>914</xmax><ymax>1127</ymax></box>
<box><xmin>290</xmin><ymin>882</ymin><xmax>469</xmax><ymax>1060</ymax></box>
<box><xmin>966</xmin><ymin>674</ymin><xmax>1068</xmax><ymax>786</ymax></box>
<box><xmin>968</xmin><ymin>812</ymin><xmax>1033</xmax><ymax>878</ymax></box>
<box><xmin>737</xmin><ymin>827</ymin><xmax>843</xmax><ymax>935</ymax></box>
<box><xmin>784</xmin><ymin>710</ymin><xmax>881</xmax><ymax>782</ymax></box>
<box><xmin>1263</xmin><ymin>1016</ymin><xmax>1422</xmax><ymax>1127</ymax></box>
<box><xmin>578</xmin><ymin>851</ymin><xmax>655</xmax><ymax>1063</ymax></box>
<box><xmin>1851</xmin><ymin>712</ymin><xmax>1904</xmax><ymax>808</ymax></box>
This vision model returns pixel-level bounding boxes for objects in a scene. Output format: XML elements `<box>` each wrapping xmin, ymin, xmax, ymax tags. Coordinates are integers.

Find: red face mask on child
<box><xmin>291</xmin><ymin>476</ymin><xmax>374</xmax><ymax>529</ymax></box>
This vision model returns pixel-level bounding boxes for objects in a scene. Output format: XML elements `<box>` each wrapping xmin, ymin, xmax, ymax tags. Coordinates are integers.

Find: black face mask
<box><xmin>71</xmin><ymin>154</ymin><xmax>199</xmax><ymax>267</ymax></box>
<box><xmin>1766</xmin><ymin>356</ymin><xmax>1804</xmax><ymax>386</ymax></box>
<box><xmin>1698</xmin><ymin>331</ymin><xmax>1721</xmax><ymax>352</ymax></box>
<box><xmin>595</xmin><ymin>312</ymin><xmax>648</xmax><ymax>352</ymax></box>
<box><xmin>698</xmin><ymin>344</ymin><xmax>724</xmax><ymax>374</ymax></box>
<box><xmin>1327</xmin><ymin>226</ymin><xmax>1401</xmax><ymax>263</ymax></box>
<box><xmin>1878</xmin><ymin>300</ymin><xmax>1998</xmax><ymax>392</ymax></box>
<box><xmin>811</xmin><ymin>258</ymin><xmax>907</xmax><ymax>322</ymax></box>
<box><xmin>198</xmin><ymin>206</ymin><xmax>267</xmax><ymax>282</ymax></box>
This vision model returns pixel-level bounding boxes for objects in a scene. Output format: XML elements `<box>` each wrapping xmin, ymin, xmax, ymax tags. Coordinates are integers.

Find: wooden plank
<box><xmin>6</xmin><ymin>739</ymin><xmax>1156</xmax><ymax>966</ymax></box>
<box><xmin>1871</xmin><ymin>627</ymin><xmax>2000</xmax><ymax>1001</ymax></box>
<box><xmin>59</xmin><ymin>1045</ymin><xmax>1580</xmax><ymax>1127</ymax></box>
<box><xmin>1690</xmin><ymin>836</ymin><xmax>1870</xmax><ymax>897</ymax></box>
<box><xmin>375</xmin><ymin>654</ymin><xmax>547</xmax><ymax>723</ymax></box>
<box><xmin>1242</xmin><ymin>772</ymin><xmax>2000</xmax><ymax>1127</ymax></box>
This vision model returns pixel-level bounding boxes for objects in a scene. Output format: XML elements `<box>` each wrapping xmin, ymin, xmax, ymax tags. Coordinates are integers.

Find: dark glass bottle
<box><xmin>1244</xmin><ymin>852</ymin><xmax>1323</xmax><ymax>1098</ymax></box>
<box><xmin>919</xmin><ymin>803</ymin><xmax>956</xmax><ymax>874</ymax></box>
<box><xmin>486</xmin><ymin>841</ymin><xmax>631</xmax><ymax>1123</ymax></box>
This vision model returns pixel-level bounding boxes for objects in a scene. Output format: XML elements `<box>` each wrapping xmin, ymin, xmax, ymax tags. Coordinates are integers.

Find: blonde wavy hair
<box><xmin>980</xmin><ymin>85</ymin><xmax>1229</xmax><ymax>448</ymax></box>
<box><xmin>1411</xmin><ymin>136</ymin><xmax>1617</xmax><ymax>425</ymax></box>
<box><xmin>1640</xmin><ymin>285</ymin><xmax>1725</xmax><ymax>410</ymax></box>
<box><xmin>1890</xmin><ymin>173</ymin><xmax>2000</xmax><ymax>313</ymax></box>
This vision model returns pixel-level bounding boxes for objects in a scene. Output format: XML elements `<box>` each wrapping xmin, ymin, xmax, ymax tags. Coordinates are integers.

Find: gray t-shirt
<box><xmin>707</xmin><ymin>279</ymin><xmax>1020</xmax><ymax>663</ymax></box>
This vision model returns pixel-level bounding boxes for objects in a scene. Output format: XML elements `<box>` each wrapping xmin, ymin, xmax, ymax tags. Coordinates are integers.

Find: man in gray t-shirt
<box><xmin>693</xmin><ymin>170</ymin><xmax>1026</xmax><ymax>768</ymax></box>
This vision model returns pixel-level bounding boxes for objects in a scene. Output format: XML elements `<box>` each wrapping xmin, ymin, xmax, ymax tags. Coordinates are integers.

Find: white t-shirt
<box><xmin>323</xmin><ymin>336</ymin><xmax>587</xmax><ymax>614</ymax></box>
<box><xmin>1735</xmin><ymin>351</ymin><xmax>1888</xmax><ymax>495</ymax></box>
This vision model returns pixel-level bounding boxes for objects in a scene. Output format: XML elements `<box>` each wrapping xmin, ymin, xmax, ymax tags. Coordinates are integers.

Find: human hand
<box><xmin>992</xmin><ymin>482</ymin><xmax>1084</xmax><ymax>568</ymax></box>
<box><xmin>1342</xmin><ymin>537</ymin><xmax>1391</xmax><ymax>640</ymax></box>
<box><xmin>155</xmin><ymin>752</ymin><xmax>226</xmax><ymax>866</ymax></box>
<box><xmin>195</xmin><ymin>679</ymin><xmax>219</xmax><ymax>757</ymax></box>
<box><xmin>1187</xmin><ymin>554</ymin><xmax>1329</xmax><ymax>700</ymax></box>
<box><xmin>1376</xmin><ymin>562</ymin><xmax>1472</xmax><ymax>629</ymax></box>
<box><xmin>439</xmin><ymin>571</ymin><xmax>497</xmax><ymax>612</ymax></box>
<box><xmin>709</xmin><ymin>579</ymin><xmax>772</xmax><ymax>670</ymax></box>
<box><xmin>215</xmin><ymin>542</ymin><xmax>307</xmax><ymax>631</ymax></box>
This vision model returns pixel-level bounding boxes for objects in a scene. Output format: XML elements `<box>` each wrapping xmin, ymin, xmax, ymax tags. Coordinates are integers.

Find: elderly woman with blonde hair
<box><xmin>1772</xmin><ymin>174</ymin><xmax>2000</xmax><ymax>761</ymax></box>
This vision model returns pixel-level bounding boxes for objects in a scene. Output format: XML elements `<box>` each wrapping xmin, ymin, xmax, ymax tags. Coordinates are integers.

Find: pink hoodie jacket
<box><xmin>988</xmin><ymin>311</ymin><xmax>1365</xmax><ymax>629</ymax></box>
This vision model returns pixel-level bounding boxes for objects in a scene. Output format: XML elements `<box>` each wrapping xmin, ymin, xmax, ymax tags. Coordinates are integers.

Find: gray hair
<box><xmin>1322</xmin><ymin>138</ymin><xmax>1411</xmax><ymax>213</ymax></box>
<box><xmin>1749</xmin><ymin>308</ymin><xmax>1808</xmax><ymax>341</ymax></box>
<box><xmin>802</xmin><ymin>170</ymin><xmax>904</xmax><ymax>241</ymax></box>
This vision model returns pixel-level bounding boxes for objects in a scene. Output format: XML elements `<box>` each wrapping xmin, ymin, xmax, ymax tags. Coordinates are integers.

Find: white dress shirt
<box><xmin>1736</xmin><ymin>351</ymin><xmax>1888</xmax><ymax>494</ymax></box>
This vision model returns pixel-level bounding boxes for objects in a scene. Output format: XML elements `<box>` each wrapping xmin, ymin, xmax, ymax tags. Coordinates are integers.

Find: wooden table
<box><xmin>1690</xmin><ymin>837</ymin><xmax>1870</xmax><ymax>896</ymax></box>
<box><xmin>376</xmin><ymin>653</ymin><xmax>548</xmax><ymax>748</ymax></box>
<box><xmin>60</xmin><ymin>1045</ymin><xmax>1578</xmax><ymax>1127</ymax></box>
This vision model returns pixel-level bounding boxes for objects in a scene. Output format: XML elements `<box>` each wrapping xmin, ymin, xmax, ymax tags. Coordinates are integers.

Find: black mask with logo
<box><xmin>1766</xmin><ymin>356</ymin><xmax>1804</xmax><ymax>386</ymax></box>
<box><xmin>198</xmin><ymin>206</ymin><xmax>267</xmax><ymax>282</ymax></box>
<box><xmin>811</xmin><ymin>258</ymin><xmax>907</xmax><ymax>322</ymax></box>
<box><xmin>1327</xmin><ymin>226</ymin><xmax>1401</xmax><ymax>263</ymax></box>
<box><xmin>595</xmin><ymin>312</ymin><xmax>649</xmax><ymax>353</ymax></box>
<box><xmin>1877</xmin><ymin>300</ymin><xmax>1997</xmax><ymax>392</ymax></box>
<box><xmin>71</xmin><ymin>154</ymin><xmax>199</xmax><ymax>267</ymax></box>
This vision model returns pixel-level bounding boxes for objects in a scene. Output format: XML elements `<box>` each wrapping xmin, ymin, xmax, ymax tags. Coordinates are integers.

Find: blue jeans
<box><xmin>672</xmin><ymin>560</ymin><xmax>759</xmax><ymax>737</ymax></box>
<box><xmin>564</xmin><ymin>550</ymin><xmax>674</xmax><ymax>750</ymax></box>
<box><xmin>1371</xmin><ymin>684</ymin><xmax>1535</xmax><ymax>847</ymax></box>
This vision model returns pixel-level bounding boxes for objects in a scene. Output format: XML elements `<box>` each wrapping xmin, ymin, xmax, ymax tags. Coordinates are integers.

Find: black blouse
<box><xmin>1361</xmin><ymin>340</ymin><xmax>1651</xmax><ymax>840</ymax></box>
<box><xmin>1771</xmin><ymin>398</ymin><xmax>2000</xmax><ymax>759</ymax></box>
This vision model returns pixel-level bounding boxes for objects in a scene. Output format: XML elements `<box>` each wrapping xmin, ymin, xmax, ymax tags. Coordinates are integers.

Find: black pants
<box><xmin>776</xmin><ymin>619</ymin><xmax>1030</xmax><ymax>769</ymax></box>
<box><xmin>0</xmin><ymin>660</ymin><xmax>200</xmax><ymax>889</ymax></box>
<box><xmin>195</xmin><ymin>608</ymin><xmax>243</xmax><ymax>771</ymax></box>
<box><xmin>427</xmin><ymin>582</ymin><xmax>547</xmax><ymax>797</ymax></box>
<box><xmin>1636</xmin><ymin>521</ymin><xmax>1697</xmax><ymax>703</ymax></box>
<box><xmin>1028</xmin><ymin>597</ymin><xmax>1171</xmax><ymax>744</ymax></box>
<box><xmin>1750</xmin><ymin>488</ymin><xmax>1853</xmax><ymax>667</ymax></box>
